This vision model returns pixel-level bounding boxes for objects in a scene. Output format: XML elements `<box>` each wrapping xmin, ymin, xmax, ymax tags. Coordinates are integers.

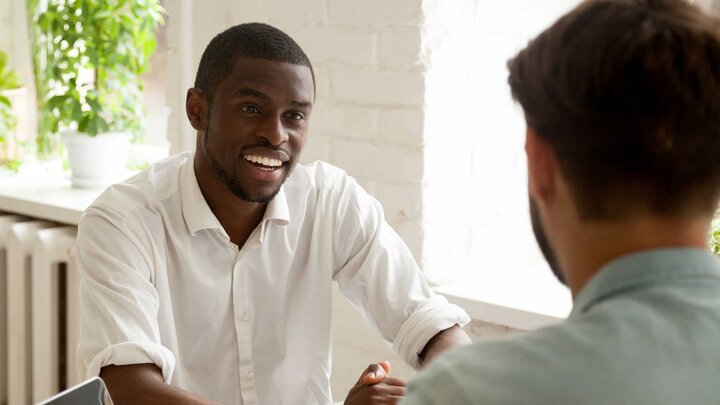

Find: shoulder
<box><xmin>81</xmin><ymin>152</ymin><xmax>190</xmax><ymax>225</ymax></box>
<box><xmin>284</xmin><ymin>160</ymin><xmax>355</xmax><ymax>194</ymax></box>
<box><xmin>406</xmin><ymin>320</ymin><xmax>615</xmax><ymax>404</ymax></box>
<box><xmin>285</xmin><ymin>161</ymin><xmax>375</xmax><ymax>210</ymax></box>
<box><xmin>284</xmin><ymin>161</ymin><xmax>385</xmax><ymax>230</ymax></box>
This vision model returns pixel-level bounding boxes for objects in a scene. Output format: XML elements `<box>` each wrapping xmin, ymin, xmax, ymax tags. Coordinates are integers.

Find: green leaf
<box><xmin>78</xmin><ymin>115</ymin><xmax>91</xmax><ymax>132</ymax></box>
<box><xmin>46</xmin><ymin>94</ymin><xmax>67</xmax><ymax>109</ymax></box>
<box><xmin>86</xmin><ymin>97</ymin><xmax>102</xmax><ymax>113</ymax></box>
<box><xmin>93</xmin><ymin>10</ymin><xmax>113</xmax><ymax>20</ymax></box>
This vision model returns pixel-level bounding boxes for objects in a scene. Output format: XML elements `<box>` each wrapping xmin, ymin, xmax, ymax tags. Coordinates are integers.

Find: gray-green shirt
<box><xmin>403</xmin><ymin>248</ymin><xmax>720</xmax><ymax>404</ymax></box>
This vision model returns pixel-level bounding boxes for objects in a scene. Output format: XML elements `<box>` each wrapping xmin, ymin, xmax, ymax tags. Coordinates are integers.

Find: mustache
<box><xmin>241</xmin><ymin>142</ymin><xmax>291</xmax><ymax>154</ymax></box>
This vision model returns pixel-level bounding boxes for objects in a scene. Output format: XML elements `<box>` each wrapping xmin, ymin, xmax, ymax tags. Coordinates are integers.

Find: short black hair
<box><xmin>508</xmin><ymin>0</ymin><xmax>720</xmax><ymax>219</ymax></box>
<box><xmin>194</xmin><ymin>23</ymin><xmax>315</xmax><ymax>103</ymax></box>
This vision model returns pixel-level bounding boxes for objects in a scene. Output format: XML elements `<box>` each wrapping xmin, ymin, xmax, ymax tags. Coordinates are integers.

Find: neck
<box><xmin>194</xmin><ymin>152</ymin><xmax>267</xmax><ymax>247</ymax></box>
<box><xmin>558</xmin><ymin>215</ymin><xmax>711</xmax><ymax>298</ymax></box>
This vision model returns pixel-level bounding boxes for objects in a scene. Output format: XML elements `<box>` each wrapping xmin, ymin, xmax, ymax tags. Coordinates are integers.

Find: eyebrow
<box><xmin>291</xmin><ymin>100</ymin><xmax>313</xmax><ymax>108</ymax></box>
<box><xmin>234</xmin><ymin>86</ymin><xmax>313</xmax><ymax>108</ymax></box>
<box><xmin>234</xmin><ymin>87</ymin><xmax>269</xmax><ymax>100</ymax></box>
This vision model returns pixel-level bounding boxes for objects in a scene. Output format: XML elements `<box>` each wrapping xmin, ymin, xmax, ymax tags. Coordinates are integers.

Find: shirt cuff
<box><xmin>393</xmin><ymin>295</ymin><xmax>471</xmax><ymax>369</ymax></box>
<box><xmin>83</xmin><ymin>341</ymin><xmax>176</xmax><ymax>383</ymax></box>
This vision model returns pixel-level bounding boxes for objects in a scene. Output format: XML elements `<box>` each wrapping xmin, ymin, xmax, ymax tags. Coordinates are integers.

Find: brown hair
<box><xmin>508</xmin><ymin>0</ymin><xmax>720</xmax><ymax>219</ymax></box>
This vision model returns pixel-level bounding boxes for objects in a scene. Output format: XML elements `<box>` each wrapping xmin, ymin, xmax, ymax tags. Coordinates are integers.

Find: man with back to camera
<box><xmin>75</xmin><ymin>23</ymin><xmax>471</xmax><ymax>405</ymax></box>
<box><xmin>398</xmin><ymin>0</ymin><xmax>720</xmax><ymax>403</ymax></box>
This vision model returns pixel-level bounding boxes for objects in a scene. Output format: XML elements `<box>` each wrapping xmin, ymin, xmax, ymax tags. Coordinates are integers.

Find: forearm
<box><xmin>100</xmin><ymin>364</ymin><xmax>221</xmax><ymax>405</ymax></box>
<box><xmin>418</xmin><ymin>324</ymin><xmax>472</xmax><ymax>367</ymax></box>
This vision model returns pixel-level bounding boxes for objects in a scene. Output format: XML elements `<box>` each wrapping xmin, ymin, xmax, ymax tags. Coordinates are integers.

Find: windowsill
<box><xmin>0</xmin><ymin>169</ymin><xmax>104</xmax><ymax>225</ymax></box>
<box><xmin>433</xmin><ymin>266</ymin><xmax>572</xmax><ymax>331</ymax></box>
<box><xmin>0</xmin><ymin>172</ymin><xmax>572</xmax><ymax>329</ymax></box>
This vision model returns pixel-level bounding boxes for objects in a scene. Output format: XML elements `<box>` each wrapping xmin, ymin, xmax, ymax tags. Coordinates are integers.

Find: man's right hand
<box><xmin>344</xmin><ymin>361</ymin><xmax>407</xmax><ymax>405</ymax></box>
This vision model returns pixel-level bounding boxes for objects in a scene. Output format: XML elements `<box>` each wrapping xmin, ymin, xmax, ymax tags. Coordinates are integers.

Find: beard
<box><xmin>529</xmin><ymin>197</ymin><xmax>567</xmax><ymax>286</ymax></box>
<box><xmin>203</xmin><ymin>130</ymin><xmax>292</xmax><ymax>203</ymax></box>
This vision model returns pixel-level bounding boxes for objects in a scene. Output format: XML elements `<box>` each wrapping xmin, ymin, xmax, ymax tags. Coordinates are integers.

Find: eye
<box><xmin>240</xmin><ymin>105</ymin><xmax>260</xmax><ymax>114</ymax></box>
<box><xmin>286</xmin><ymin>112</ymin><xmax>305</xmax><ymax>121</ymax></box>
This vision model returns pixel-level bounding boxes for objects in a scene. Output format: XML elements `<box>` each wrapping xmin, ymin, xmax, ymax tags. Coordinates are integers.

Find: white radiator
<box><xmin>0</xmin><ymin>214</ymin><xmax>79</xmax><ymax>405</ymax></box>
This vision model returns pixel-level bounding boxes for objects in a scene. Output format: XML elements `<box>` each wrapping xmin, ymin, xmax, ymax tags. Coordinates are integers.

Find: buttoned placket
<box><xmin>231</xmin><ymin>227</ymin><xmax>264</xmax><ymax>405</ymax></box>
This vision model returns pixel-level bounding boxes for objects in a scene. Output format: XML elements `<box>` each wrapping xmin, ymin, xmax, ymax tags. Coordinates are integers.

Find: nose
<box><xmin>257</xmin><ymin>115</ymin><xmax>289</xmax><ymax>147</ymax></box>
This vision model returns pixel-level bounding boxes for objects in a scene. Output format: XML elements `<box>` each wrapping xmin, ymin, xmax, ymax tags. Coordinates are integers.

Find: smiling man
<box><xmin>75</xmin><ymin>23</ymin><xmax>470</xmax><ymax>405</ymax></box>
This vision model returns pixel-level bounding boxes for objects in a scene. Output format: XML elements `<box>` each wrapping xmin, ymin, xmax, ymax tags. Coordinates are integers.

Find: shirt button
<box><xmin>241</xmin><ymin>312</ymin><xmax>249</xmax><ymax>321</ymax></box>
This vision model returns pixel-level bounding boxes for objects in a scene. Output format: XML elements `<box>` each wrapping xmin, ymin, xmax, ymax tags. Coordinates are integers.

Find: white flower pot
<box><xmin>62</xmin><ymin>131</ymin><xmax>131</xmax><ymax>189</ymax></box>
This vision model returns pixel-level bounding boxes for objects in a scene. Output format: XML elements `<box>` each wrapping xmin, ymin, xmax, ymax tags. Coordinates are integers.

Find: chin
<box><xmin>227</xmin><ymin>180</ymin><xmax>284</xmax><ymax>203</ymax></box>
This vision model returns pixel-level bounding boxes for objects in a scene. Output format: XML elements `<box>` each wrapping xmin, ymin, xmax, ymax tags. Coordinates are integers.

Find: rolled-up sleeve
<box><xmin>393</xmin><ymin>294</ymin><xmax>469</xmax><ymax>368</ymax></box>
<box><xmin>331</xmin><ymin>177</ymin><xmax>470</xmax><ymax>369</ymax></box>
<box><xmin>76</xmin><ymin>206</ymin><xmax>176</xmax><ymax>382</ymax></box>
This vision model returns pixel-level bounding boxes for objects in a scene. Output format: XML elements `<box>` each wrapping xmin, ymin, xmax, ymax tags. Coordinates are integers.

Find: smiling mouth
<box><xmin>243</xmin><ymin>154</ymin><xmax>284</xmax><ymax>170</ymax></box>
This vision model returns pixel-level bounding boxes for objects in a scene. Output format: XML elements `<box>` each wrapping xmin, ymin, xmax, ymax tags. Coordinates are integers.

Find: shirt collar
<box><xmin>180</xmin><ymin>153</ymin><xmax>291</xmax><ymax>237</ymax></box>
<box><xmin>570</xmin><ymin>247</ymin><xmax>720</xmax><ymax>319</ymax></box>
<box><xmin>180</xmin><ymin>154</ymin><xmax>224</xmax><ymax>235</ymax></box>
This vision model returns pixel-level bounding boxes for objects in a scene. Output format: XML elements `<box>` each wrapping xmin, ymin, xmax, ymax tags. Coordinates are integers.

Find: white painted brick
<box><xmin>192</xmin><ymin>17</ymin><xmax>222</xmax><ymax>67</ymax></box>
<box><xmin>388</xmin><ymin>218</ymin><xmax>424</xmax><ymax>264</ymax></box>
<box><xmin>1</xmin><ymin>1</ymin><xmax>14</xmax><ymax>56</ymax></box>
<box><xmin>0</xmin><ymin>37</ymin><xmax>8</xmax><ymax>59</ymax></box>
<box><xmin>331</xmin><ymin>66</ymin><xmax>424</xmax><ymax>107</ymax></box>
<box><xmin>376</xmin><ymin>182</ymin><xmax>422</xmax><ymax>222</ymax></box>
<box><xmin>332</xmin><ymin>139</ymin><xmax>423</xmax><ymax>183</ymax></box>
<box><xmin>1</xmin><ymin>1</ymin><xmax>10</xmax><ymax>20</ymax></box>
<box><xmin>300</xmin><ymin>133</ymin><xmax>331</xmax><ymax>164</ymax></box>
<box><xmin>262</xmin><ymin>0</ymin><xmax>329</xmax><ymax>27</ymax></box>
<box><xmin>225</xmin><ymin>2</ymin><xmax>264</xmax><ymax>22</ymax></box>
<box><xmin>378</xmin><ymin>108</ymin><xmax>424</xmax><ymax>146</ymax></box>
<box><xmin>329</xmin><ymin>0</ymin><xmax>423</xmax><ymax>27</ymax></box>
<box><xmin>193</xmin><ymin>2</ymin><xmax>235</xmax><ymax>28</ymax></box>
<box><xmin>355</xmin><ymin>178</ymin><xmax>377</xmax><ymax>197</ymax></box>
<box><xmin>312</xmin><ymin>64</ymin><xmax>332</xmax><ymax>100</ymax></box>
<box><xmin>291</xmin><ymin>26</ymin><xmax>376</xmax><ymax>66</ymax></box>
<box><xmin>378</xmin><ymin>27</ymin><xmax>422</xmax><ymax>67</ymax></box>
<box><xmin>311</xmin><ymin>100</ymin><xmax>378</xmax><ymax>141</ymax></box>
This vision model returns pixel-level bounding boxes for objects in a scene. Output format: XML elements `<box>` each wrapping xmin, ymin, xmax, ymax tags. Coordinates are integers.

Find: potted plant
<box><xmin>710</xmin><ymin>210</ymin><xmax>720</xmax><ymax>255</ymax></box>
<box><xmin>0</xmin><ymin>50</ymin><xmax>23</xmax><ymax>171</ymax></box>
<box><xmin>31</xmin><ymin>0</ymin><xmax>164</xmax><ymax>187</ymax></box>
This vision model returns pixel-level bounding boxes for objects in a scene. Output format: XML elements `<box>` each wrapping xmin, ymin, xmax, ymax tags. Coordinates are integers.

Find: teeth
<box><xmin>244</xmin><ymin>154</ymin><xmax>282</xmax><ymax>167</ymax></box>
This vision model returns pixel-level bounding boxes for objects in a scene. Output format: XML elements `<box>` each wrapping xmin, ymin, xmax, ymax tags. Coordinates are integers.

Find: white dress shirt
<box><xmin>76</xmin><ymin>152</ymin><xmax>469</xmax><ymax>405</ymax></box>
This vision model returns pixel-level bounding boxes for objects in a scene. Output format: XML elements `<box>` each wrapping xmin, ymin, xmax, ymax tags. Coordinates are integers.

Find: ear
<box><xmin>525</xmin><ymin>127</ymin><xmax>558</xmax><ymax>202</ymax></box>
<box><xmin>186</xmin><ymin>88</ymin><xmax>208</xmax><ymax>131</ymax></box>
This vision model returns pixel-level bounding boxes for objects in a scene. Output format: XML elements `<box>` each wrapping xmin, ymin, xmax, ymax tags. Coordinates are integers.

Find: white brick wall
<box><xmin>4</xmin><ymin>0</ymin><xmax>38</xmax><ymax>89</ymax></box>
<box><xmin>328</xmin><ymin>0</ymin><xmax>423</xmax><ymax>27</ymax></box>
<box><xmin>3</xmin><ymin>0</ymin><xmax>37</xmax><ymax>144</ymax></box>
<box><xmin>331</xmin><ymin>67</ymin><xmax>424</xmax><ymax>106</ymax></box>
<box><xmin>0</xmin><ymin>2</ymin><xmax>10</xmax><ymax>55</ymax></box>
